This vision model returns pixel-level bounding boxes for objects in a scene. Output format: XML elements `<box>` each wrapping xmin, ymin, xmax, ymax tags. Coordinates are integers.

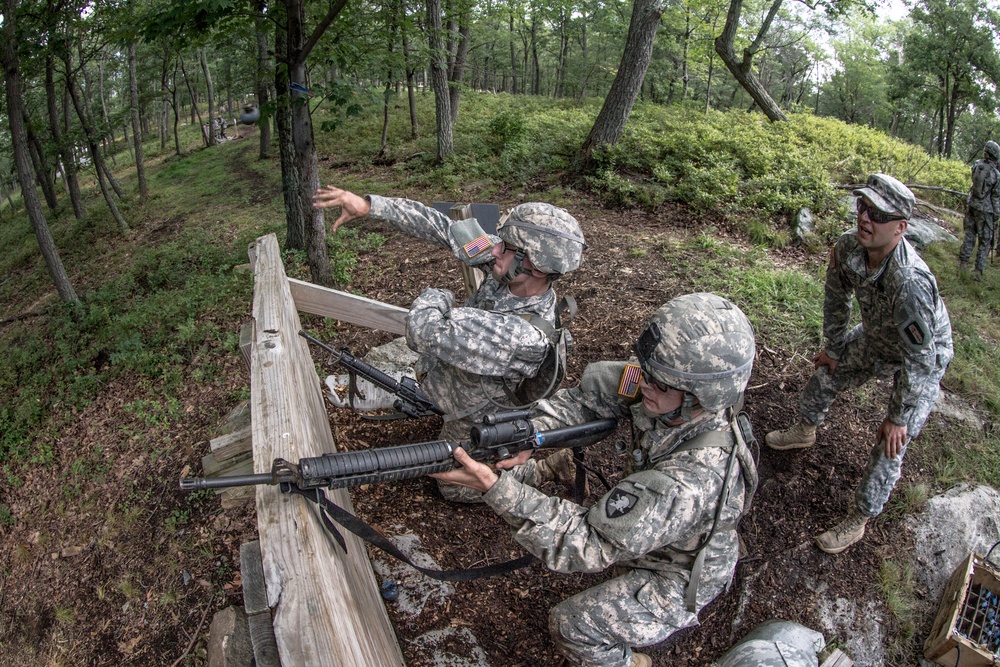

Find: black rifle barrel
<box><xmin>299</xmin><ymin>330</ymin><xmax>444</xmax><ymax>416</ymax></box>
<box><xmin>178</xmin><ymin>418</ymin><xmax>618</xmax><ymax>492</ymax></box>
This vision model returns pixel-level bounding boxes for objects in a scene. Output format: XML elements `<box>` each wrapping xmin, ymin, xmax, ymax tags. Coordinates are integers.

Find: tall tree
<box><xmin>2</xmin><ymin>0</ymin><xmax>79</xmax><ymax>305</ymax></box>
<box><xmin>578</xmin><ymin>0</ymin><xmax>664</xmax><ymax>169</ymax></box>
<box><xmin>427</xmin><ymin>0</ymin><xmax>454</xmax><ymax>159</ymax></box>
<box><xmin>904</xmin><ymin>0</ymin><xmax>1000</xmax><ymax>157</ymax></box>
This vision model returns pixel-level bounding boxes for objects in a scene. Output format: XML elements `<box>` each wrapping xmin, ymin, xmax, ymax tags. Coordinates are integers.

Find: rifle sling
<box><xmin>285</xmin><ymin>484</ymin><xmax>537</xmax><ymax>582</ymax></box>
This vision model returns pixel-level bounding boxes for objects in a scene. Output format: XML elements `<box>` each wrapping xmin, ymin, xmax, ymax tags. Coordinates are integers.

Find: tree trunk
<box><xmin>65</xmin><ymin>70</ymin><xmax>130</xmax><ymax>232</ymax></box>
<box><xmin>199</xmin><ymin>48</ymin><xmax>217</xmax><ymax>146</ymax></box>
<box><xmin>274</xmin><ymin>2</ymin><xmax>306</xmax><ymax>250</ymax></box>
<box><xmin>427</xmin><ymin>0</ymin><xmax>453</xmax><ymax>160</ymax></box>
<box><xmin>714</xmin><ymin>0</ymin><xmax>788</xmax><ymax>122</ymax></box>
<box><xmin>2</xmin><ymin>0</ymin><xmax>78</xmax><ymax>305</ymax></box>
<box><xmin>508</xmin><ymin>8</ymin><xmax>518</xmax><ymax>94</ymax></box>
<box><xmin>46</xmin><ymin>54</ymin><xmax>85</xmax><ymax>219</ymax></box>
<box><xmin>128</xmin><ymin>43</ymin><xmax>148</xmax><ymax>198</ymax></box>
<box><xmin>403</xmin><ymin>28</ymin><xmax>419</xmax><ymax>139</ymax></box>
<box><xmin>286</xmin><ymin>0</ymin><xmax>332</xmax><ymax>285</ymax></box>
<box><xmin>578</xmin><ymin>0</ymin><xmax>664</xmax><ymax>169</ymax></box>
<box><xmin>180</xmin><ymin>56</ymin><xmax>208</xmax><ymax>146</ymax></box>
<box><xmin>24</xmin><ymin>112</ymin><xmax>59</xmax><ymax>211</ymax></box>
<box><xmin>447</xmin><ymin>3</ymin><xmax>470</xmax><ymax>121</ymax></box>
<box><xmin>255</xmin><ymin>1</ymin><xmax>273</xmax><ymax>158</ymax></box>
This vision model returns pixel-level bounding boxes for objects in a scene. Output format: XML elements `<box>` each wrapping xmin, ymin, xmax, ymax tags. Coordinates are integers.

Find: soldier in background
<box><xmin>766</xmin><ymin>174</ymin><xmax>953</xmax><ymax>555</ymax></box>
<box><xmin>959</xmin><ymin>140</ymin><xmax>1000</xmax><ymax>280</ymax></box>
<box><xmin>433</xmin><ymin>293</ymin><xmax>758</xmax><ymax>667</ymax></box>
<box><xmin>312</xmin><ymin>186</ymin><xmax>586</xmax><ymax>501</ymax></box>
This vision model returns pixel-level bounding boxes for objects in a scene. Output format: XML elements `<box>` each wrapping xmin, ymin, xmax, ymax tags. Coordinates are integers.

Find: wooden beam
<box><xmin>250</xmin><ymin>234</ymin><xmax>404</xmax><ymax>666</ymax></box>
<box><xmin>287</xmin><ymin>278</ymin><xmax>407</xmax><ymax>335</ymax></box>
<box><xmin>448</xmin><ymin>203</ymin><xmax>486</xmax><ymax>299</ymax></box>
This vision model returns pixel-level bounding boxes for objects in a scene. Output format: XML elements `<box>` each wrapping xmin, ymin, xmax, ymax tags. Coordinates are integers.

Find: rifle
<box><xmin>180</xmin><ymin>410</ymin><xmax>617</xmax><ymax>493</ymax></box>
<box><xmin>179</xmin><ymin>412</ymin><xmax>616</xmax><ymax>581</ymax></box>
<box><xmin>299</xmin><ymin>330</ymin><xmax>443</xmax><ymax>418</ymax></box>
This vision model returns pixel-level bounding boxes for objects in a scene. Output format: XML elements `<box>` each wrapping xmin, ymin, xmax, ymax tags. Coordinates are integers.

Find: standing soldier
<box><xmin>312</xmin><ymin>186</ymin><xmax>586</xmax><ymax>501</ymax></box>
<box><xmin>433</xmin><ymin>293</ymin><xmax>759</xmax><ymax>667</ymax></box>
<box><xmin>766</xmin><ymin>174</ymin><xmax>953</xmax><ymax>554</ymax></box>
<box><xmin>959</xmin><ymin>140</ymin><xmax>1000</xmax><ymax>280</ymax></box>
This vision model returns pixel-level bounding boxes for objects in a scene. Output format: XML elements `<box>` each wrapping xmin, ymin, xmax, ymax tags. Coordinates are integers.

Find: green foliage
<box><xmin>0</xmin><ymin>504</ymin><xmax>14</xmax><ymax>527</ymax></box>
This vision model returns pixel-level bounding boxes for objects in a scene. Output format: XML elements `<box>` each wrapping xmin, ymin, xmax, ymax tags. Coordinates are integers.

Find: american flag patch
<box><xmin>463</xmin><ymin>235</ymin><xmax>491</xmax><ymax>258</ymax></box>
<box><xmin>618</xmin><ymin>363</ymin><xmax>641</xmax><ymax>398</ymax></box>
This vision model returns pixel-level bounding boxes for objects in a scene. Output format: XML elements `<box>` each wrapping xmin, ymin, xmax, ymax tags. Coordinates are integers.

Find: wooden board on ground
<box><xmin>248</xmin><ymin>233</ymin><xmax>404</xmax><ymax>666</ymax></box>
<box><xmin>287</xmin><ymin>278</ymin><xmax>407</xmax><ymax>335</ymax></box>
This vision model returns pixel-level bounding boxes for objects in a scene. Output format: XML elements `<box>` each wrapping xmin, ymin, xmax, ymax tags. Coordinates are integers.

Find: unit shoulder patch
<box><xmin>606</xmin><ymin>488</ymin><xmax>639</xmax><ymax>518</ymax></box>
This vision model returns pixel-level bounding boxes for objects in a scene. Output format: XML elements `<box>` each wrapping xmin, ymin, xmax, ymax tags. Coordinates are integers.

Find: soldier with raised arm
<box><xmin>312</xmin><ymin>186</ymin><xmax>586</xmax><ymax>501</ymax></box>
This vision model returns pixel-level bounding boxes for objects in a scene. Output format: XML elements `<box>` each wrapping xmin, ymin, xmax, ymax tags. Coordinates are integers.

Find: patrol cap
<box><xmin>853</xmin><ymin>173</ymin><xmax>914</xmax><ymax>221</ymax></box>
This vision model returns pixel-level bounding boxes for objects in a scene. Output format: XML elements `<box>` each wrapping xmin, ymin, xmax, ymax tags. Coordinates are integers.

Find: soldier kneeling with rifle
<box><xmin>432</xmin><ymin>293</ymin><xmax>759</xmax><ymax>667</ymax></box>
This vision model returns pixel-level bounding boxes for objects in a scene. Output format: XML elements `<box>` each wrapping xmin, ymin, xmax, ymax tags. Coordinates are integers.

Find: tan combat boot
<box><xmin>975</xmin><ymin>268</ymin><xmax>984</xmax><ymax>282</ymax></box>
<box><xmin>630</xmin><ymin>653</ymin><xmax>652</xmax><ymax>667</ymax></box>
<box><xmin>815</xmin><ymin>511</ymin><xmax>869</xmax><ymax>554</ymax></box>
<box><xmin>960</xmin><ymin>260</ymin><xmax>969</xmax><ymax>273</ymax></box>
<box><xmin>535</xmin><ymin>449</ymin><xmax>587</xmax><ymax>496</ymax></box>
<box><xmin>765</xmin><ymin>420</ymin><xmax>817</xmax><ymax>451</ymax></box>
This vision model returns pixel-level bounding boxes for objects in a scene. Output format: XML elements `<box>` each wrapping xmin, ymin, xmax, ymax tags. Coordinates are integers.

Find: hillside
<box><xmin>1</xmin><ymin>97</ymin><xmax>999</xmax><ymax>666</ymax></box>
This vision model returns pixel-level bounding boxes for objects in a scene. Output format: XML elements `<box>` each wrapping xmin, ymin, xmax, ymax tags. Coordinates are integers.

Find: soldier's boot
<box><xmin>815</xmin><ymin>511</ymin><xmax>869</xmax><ymax>554</ymax></box>
<box><xmin>975</xmin><ymin>268</ymin><xmax>984</xmax><ymax>281</ymax></box>
<box><xmin>960</xmin><ymin>260</ymin><xmax>969</xmax><ymax>273</ymax></box>
<box><xmin>535</xmin><ymin>449</ymin><xmax>588</xmax><ymax>496</ymax></box>
<box><xmin>765</xmin><ymin>420</ymin><xmax>817</xmax><ymax>451</ymax></box>
<box><xmin>630</xmin><ymin>653</ymin><xmax>652</xmax><ymax>667</ymax></box>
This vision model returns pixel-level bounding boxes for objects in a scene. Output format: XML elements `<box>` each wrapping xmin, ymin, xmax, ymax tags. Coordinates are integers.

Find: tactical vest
<box><xmin>503</xmin><ymin>296</ymin><xmax>577</xmax><ymax>406</ymax></box>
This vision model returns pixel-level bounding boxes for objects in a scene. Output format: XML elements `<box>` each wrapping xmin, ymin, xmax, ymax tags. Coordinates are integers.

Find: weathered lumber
<box><xmin>240</xmin><ymin>541</ymin><xmax>280</xmax><ymax>667</ymax></box>
<box><xmin>249</xmin><ymin>233</ymin><xmax>404</xmax><ymax>666</ymax></box>
<box><xmin>287</xmin><ymin>278</ymin><xmax>407</xmax><ymax>335</ymax></box>
<box><xmin>210</xmin><ymin>426</ymin><xmax>252</xmax><ymax>462</ymax></box>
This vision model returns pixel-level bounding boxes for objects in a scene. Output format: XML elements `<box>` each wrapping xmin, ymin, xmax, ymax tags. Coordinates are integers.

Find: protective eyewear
<box><xmin>857</xmin><ymin>198</ymin><xmax>905</xmax><ymax>225</ymax></box>
<box><xmin>497</xmin><ymin>240</ymin><xmax>527</xmax><ymax>256</ymax></box>
<box><xmin>640</xmin><ymin>369</ymin><xmax>672</xmax><ymax>393</ymax></box>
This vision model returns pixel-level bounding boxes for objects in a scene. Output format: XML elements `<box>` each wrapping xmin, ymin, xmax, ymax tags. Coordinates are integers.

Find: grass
<box><xmin>877</xmin><ymin>559</ymin><xmax>920</xmax><ymax>663</ymax></box>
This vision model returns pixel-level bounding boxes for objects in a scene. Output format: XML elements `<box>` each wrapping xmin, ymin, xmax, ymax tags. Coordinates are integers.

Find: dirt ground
<box><xmin>0</xmin><ymin>146</ymin><xmax>949</xmax><ymax>666</ymax></box>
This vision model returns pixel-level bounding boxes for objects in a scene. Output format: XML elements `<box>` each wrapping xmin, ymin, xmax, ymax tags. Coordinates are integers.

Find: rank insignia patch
<box><xmin>606</xmin><ymin>489</ymin><xmax>639</xmax><ymax>518</ymax></box>
<box><xmin>463</xmin><ymin>235</ymin><xmax>492</xmax><ymax>258</ymax></box>
<box><xmin>618</xmin><ymin>363</ymin><xmax>641</xmax><ymax>398</ymax></box>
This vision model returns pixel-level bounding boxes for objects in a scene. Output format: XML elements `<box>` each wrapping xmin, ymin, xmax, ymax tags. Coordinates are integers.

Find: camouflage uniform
<box><xmin>959</xmin><ymin>148</ymin><xmax>1000</xmax><ymax>272</ymax></box>
<box><xmin>713</xmin><ymin>620</ymin><xmax>826</xmax><ymax>667</ymax></box>
<box><xmin>367</xmin><ymin>196</ymin><xmax>582</xmax><ymax>500</ymax></box>
<box><xmin>800</xmin><ymin>230</ymin><xmax>953</xmax><ymax>517</ymax></box>
<box><xmin>481</xmin><ymin>358</ymin><xmax>756</xmax><ymax>667</ymax></box>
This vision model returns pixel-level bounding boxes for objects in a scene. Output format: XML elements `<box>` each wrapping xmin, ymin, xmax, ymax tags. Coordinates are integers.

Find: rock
<box><xmin>906</xmin><ymin>484</ymin><xmax>1000</xmax><ymax>603</ymax></box>
<box><xmin>207</xmin><ymin>605</ymin><xmax>253</xmax><ymax>667</ymax></box>
<box><xmin>932</xmin><ymin>391</ymin><xmax>984</xmax><ymax>431</ymax></box>
<box><xmin>815</xmin><ymin>598</ymin><xmax>886</xmax><ymax>667</ymax></box>
<box><xmin>792</xmin><ymin>208</ymin><xmax>815</xmax><ymax>244</ymax></box>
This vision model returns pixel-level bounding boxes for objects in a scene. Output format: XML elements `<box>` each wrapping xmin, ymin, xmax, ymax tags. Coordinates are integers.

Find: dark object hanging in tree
<box><xmin>239</xmin><ymin>105</ymin><xmax>260</xmax><ymax>125</ymax></box>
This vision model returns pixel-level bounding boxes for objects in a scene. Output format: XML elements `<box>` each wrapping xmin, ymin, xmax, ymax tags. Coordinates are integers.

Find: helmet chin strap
<box><xmin>660</xmin><ymin>392</ymin><xmax>698</xmax><ymax>423</ymax></box>
<box><xmin>499</xmin><ymin>249</ymin><xmax>529</xmax><ymax>285</ymax></box>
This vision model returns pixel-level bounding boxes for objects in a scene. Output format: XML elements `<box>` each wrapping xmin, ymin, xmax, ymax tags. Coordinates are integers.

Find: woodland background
<box><xmin>3</xmin><ymin>0</ymin><xmax>1000</xmax><ymax>665</ymax></box>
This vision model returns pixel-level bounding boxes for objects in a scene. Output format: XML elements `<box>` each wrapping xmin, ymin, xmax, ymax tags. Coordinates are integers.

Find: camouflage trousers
<box><xmin>548</xmin><ymin>568</ymin><xmax>706</xmax><ymax>667</ymax></box>
<box><xmin>959</xmin><ymin>208</ymin><xmax>994</xmax><ymax>271</ymax></box>
<box><xmin>799</xmin><ymin>326</ymin><xmax>945</xmax><ymax>517</ymax></box>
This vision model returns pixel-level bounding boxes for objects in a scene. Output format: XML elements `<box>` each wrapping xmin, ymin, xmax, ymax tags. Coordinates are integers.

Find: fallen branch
<box><xmin>905</xmin><ymin>184</ymin><xmax>967</xmax><ymax>198</ymax></box>
<box><xmin>169</xmin><ymin>602</ymin><xmax>212</xmax><ymax>667</ymax></box>
<box><xmin>914</xmin><ymin>198</ymin><xmax>964</xmax><ymax>219</ymax></box>
<box><xmin>0</xmin><ymin>309</ymin><xmax>48</xmax><ymax>325</ymax></box>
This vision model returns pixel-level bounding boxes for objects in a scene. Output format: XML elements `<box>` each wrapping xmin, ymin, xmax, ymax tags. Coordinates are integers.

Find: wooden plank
<box><xmin>210</xmin><ymin>426</ymin><xmax>253</xmax><ymax>462</ymax></box>
<box><xmin>287</xmin><ymin>278</ymin><xmax>407</xmax><ymax>335</ymax></box>
<box><xmin>240</xmin><ymin>541</ymin><xmax>280</xmax><ymax>667</ymax></box>
<box><xmin>250</xmin><ymin>233</ymin><xmax>404</xmax><ymax>667</ymax></box>
<box><xmin>239</xmin><ymin>321</ymin><xmax>254</xmax><ymax>372</ymax></box>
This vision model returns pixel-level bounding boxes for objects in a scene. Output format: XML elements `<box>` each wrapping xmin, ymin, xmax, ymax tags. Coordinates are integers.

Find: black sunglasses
<box><xmin>857</xmin><ymin>198</ymin><xmax>905</xmax><ymax>225</ymax></box>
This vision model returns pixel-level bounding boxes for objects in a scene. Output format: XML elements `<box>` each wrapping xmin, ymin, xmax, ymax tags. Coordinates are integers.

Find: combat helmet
<box><xmin>496</xmin><ymin>203</ymin><xmax>585</xmax><ymax>282</ymax></box>
<box><xmin>986</xmin><ymin>141</ymin><xmax>1000</xmax><ymax>161</ymax></box>
<box><xmin>633</xmin><ymin>293</ymin><xmax>755</xmax><ymax>419</ymax></box>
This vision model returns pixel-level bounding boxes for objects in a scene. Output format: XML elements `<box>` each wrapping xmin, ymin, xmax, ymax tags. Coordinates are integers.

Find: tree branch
<box><xmin>299</xmin><ymin>0</ymin><xmax>350</xmax><ymax>65</ymax></box>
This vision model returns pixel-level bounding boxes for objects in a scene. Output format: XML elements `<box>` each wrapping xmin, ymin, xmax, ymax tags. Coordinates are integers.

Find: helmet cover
<box><xmin>634</xmin><ymin>293</ymin><xmax>755</xmax><ymax>412</ymax></box>
<box><xmin>497</xmin><ymin>203</ymin><xmax>585</xmax><ymax>276</ymax></box>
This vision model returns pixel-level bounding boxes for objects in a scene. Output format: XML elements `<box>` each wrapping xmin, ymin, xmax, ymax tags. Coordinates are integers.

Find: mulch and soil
<box><xmin>0</xmin><ymin>145</ymin><xmax>947</xmax><ymax>666</ymax></box>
